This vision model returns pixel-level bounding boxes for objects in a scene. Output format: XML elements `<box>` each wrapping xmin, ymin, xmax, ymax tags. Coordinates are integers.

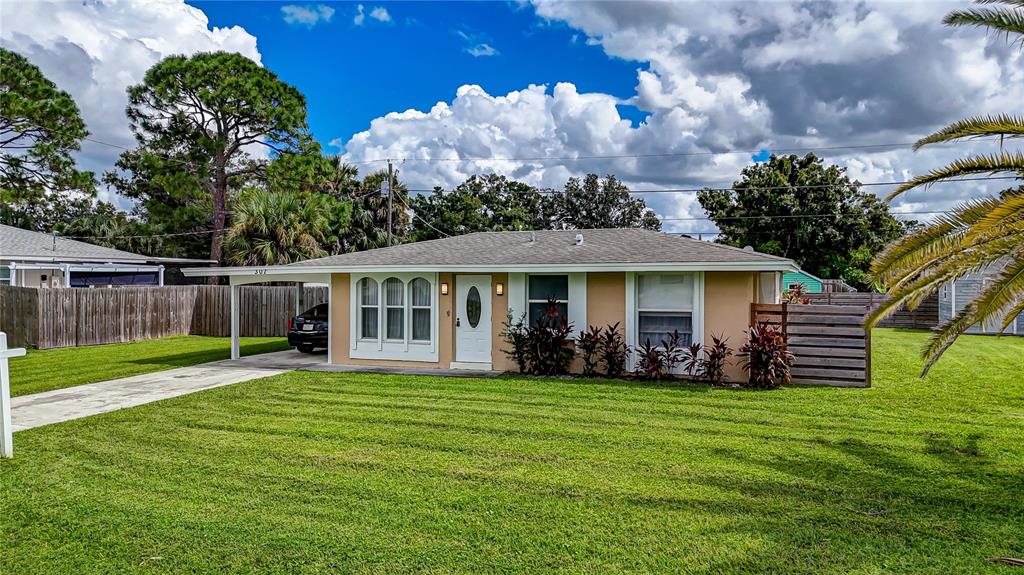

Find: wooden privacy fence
<box><xmin>752</xmin><ymin>302</ymin><xmax>870</xmax><ymax>388</ymax></box>
<box><xmin>0</xmin><ymin>285</ymin><xmax>328</xmax><ymax>349</ymax></box>
<box><xmin>806</xmin><ymin>292</ymin><xmax>938</xmax><ymax>330</ymax></box>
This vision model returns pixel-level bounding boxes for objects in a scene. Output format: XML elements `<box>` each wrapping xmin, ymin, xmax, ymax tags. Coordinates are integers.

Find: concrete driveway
<box><xmin>11</xmin><ymin>350</ymin><xmax>324</xmax><ymax>432</ymax></box>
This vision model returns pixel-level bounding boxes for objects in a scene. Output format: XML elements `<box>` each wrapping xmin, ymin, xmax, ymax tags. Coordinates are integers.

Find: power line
<box><xmin>405</xmin><ymin>175</ymin><xmax>1020</xmax><ymax>195</ymax></box>
<box><xmin>661</xmin><ymin>210</ymin><xmax>944</xmax><ymax>222</ymax></box>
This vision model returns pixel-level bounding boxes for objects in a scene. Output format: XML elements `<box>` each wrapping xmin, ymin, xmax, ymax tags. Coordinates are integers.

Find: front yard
<box><xmin>7</xmin><ymin>336</ymin><xmax>292</xmax><ymax>396</ymax></box>
<box><xmin>1</xmin><ymin>329</ymin><xmax>1022</xmax><ymax>573</ymax></box>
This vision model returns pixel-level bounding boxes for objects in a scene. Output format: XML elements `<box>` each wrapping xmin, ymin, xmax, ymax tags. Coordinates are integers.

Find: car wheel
<box><xmin>296</xmin><ymin>344</ymin><xmax>315</xmax><ymax>354</ymax></box>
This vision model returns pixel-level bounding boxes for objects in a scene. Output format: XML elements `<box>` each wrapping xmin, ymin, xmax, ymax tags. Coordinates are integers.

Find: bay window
<box><xmin>352</xmin><ymin>274</ymin><xmax>436</xmax><ymax>362</ymax></box>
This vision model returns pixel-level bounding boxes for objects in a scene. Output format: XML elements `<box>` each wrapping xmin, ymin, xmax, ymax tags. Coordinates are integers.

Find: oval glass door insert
<box><xmin>466</xmin><ymin>286</ymin><xmax>482</xmax><ymax>328</ymax></box>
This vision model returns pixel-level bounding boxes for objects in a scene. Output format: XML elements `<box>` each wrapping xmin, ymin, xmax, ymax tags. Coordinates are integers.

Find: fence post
<box><xmin>1</xmin><ymin>332</ymin><xmax>27</xmax><ymax>458</ymax></box>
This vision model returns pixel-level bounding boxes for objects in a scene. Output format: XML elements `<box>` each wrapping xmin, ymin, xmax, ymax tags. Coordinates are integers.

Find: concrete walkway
<box><xmin>11</xmin><ymin>350</ymin><xmax>324</xmax><ymax>432</ymax></box>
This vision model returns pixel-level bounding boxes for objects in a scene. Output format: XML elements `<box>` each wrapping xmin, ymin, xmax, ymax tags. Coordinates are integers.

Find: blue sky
<box><xmin>4</xmin><ymin>0</ymin><xmax>1019</xmax><ymax>231</ymax></box>
<box><xmin>190</xmin><ymin>1</ymin><xmax>647</xmax><ymax>153</ymax></box>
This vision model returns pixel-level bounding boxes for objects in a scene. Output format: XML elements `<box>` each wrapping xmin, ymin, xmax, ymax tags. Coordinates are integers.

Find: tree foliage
<box><xmin>110</xmin><ymin>51</ymin><xmax>310</xmax><ymax>270</ymax></box>
<box><xmin>0</xmin><ymin>47</ymin><xmax>95</xmax><ymax>230</ymax></box>
<box><xmin>410</xmin><ymin>173</ymin><xmax>660</xmax><ymax>241</ymax></box>
<box><xmin>225</xmin><ymin>188</ymin><xmax>350</xmax><ymax>266</ymax></box>
<box><xmin>867</xmin><ymin>1</ymin><xmax>1024</xmax><ymax>374</ymax></box>
<box><xmin>698</xmin><ymin>153</ymin><xmax>909</xmax><ymax>289</ymax></box>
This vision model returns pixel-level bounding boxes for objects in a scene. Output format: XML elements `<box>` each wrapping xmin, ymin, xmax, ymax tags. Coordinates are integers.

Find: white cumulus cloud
<box><xmin>0</xmin><ymin>0</ymin><xmax>262</xmax><ymax>206</ymax></box>
<box><xmin>281</xmin><ymin>4</ymin><xmax>335</xmax><ymax>28</ymax></box>
<box><xmin>354</xmin><ymin>4</ymin><xmax>391</xmax><ymax>26</ymax></box>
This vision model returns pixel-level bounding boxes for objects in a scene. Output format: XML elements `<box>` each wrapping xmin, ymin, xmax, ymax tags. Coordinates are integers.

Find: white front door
<box><xmin>455</xmin><ymin>275</ymin><xmax>491</xmax><ymax>364</ymax></box>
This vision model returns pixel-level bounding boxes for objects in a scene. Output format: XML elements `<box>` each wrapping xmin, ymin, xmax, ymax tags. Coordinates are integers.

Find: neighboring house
<box><xmin>0</xmin><ymin>224</ymin><xmax>211</xmax><ymax>288</ymax></box>
<box><xmin>782</xmin><ymin>270</ymin><xmax>824</xmax><ymax>293</ymax></box>
<box><xmin>938</xmin><ymin>264</ymin><xmax>1024</xmax><ymax>336</ymax></box>
<box><xmin>184</xmin><ymin>229</ymin><xmax>796</xmax><ymax>381</ymax></box>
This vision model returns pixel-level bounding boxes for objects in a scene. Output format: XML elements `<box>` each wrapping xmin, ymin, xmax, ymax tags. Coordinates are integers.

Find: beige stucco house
<box><xmin>184</xmin><ymin>229</ymin><xmax>796</xmax><ymax>381</ymax></box>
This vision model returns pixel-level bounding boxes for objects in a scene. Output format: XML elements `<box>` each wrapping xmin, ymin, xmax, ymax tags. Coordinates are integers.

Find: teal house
<box><xmin>782</xmin><ymin>270</ymin><xmax>824</xmax><ymax>293</ymax></box>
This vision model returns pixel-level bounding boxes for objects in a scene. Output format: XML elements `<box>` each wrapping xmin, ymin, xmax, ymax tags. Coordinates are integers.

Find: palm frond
<box><xmin>887</xmin><ymin>151</ymin><xmax>1024</xmax><ymax>200</ymax></box>
<box><xmin>943</xmin><ymin>3</ymin><xmax>1024</xmax><ymax>42</ymax></box>
<box><xmin>998</xmin><ymin>298</ymin><xmax>1024</xmax><ymax>333</ymax></box>
<box><xmin>913</xmin><ymin>114</ymin><xmax>1024</xmax><ymax>149</ymax></box>
<box><xmin>963</xmin><ymin>190</ymin><xmax>1024</xmax><ymax>243</ymax></box>
<box><xmin>921</xmin><ymin>253</ymin><xmax>1024</xmax><ymax>374</ymax></box>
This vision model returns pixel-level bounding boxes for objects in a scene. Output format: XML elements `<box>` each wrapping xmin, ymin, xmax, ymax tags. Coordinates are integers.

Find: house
<box><xmin>782</xmin><ymin>269</ymin><xmax>824</xmax><ymax>293</ymax></box>
<box><xmin>0</xmin><ymin>224</ymin><xmax>211</xmax><ymax>288</ymax></box>
<box><xmin>182</xmin><ymin>229</ymin><xmax>798</xmax><ymax>381</ymax></box>
<box><xmin>938</xmin><ymin>264</ymin><xmax>1024</xmax><ymax>336</ymax></box>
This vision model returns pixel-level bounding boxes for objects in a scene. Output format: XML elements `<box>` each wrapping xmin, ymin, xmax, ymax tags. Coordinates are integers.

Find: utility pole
<box><xmin>386</xmin><ymin>159</ymin><xmax>394</xmax><ymax>246</ymax></box>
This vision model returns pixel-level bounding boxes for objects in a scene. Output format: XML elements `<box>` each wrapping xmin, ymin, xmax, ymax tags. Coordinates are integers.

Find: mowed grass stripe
<box><xmin>2</xmin><ymin>329</ymin><xmax>1022</xmax><ymax>574</ymax></box>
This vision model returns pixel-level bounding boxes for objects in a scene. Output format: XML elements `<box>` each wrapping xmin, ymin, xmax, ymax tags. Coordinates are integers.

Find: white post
<box><xmin>158</xmin><ymin>265</ymin><xmax>165</xmax><ymax>287</ymax></box>
<box><xmin>1</xmin><ymin>332</ymin><xmax>27</xmax><ymax>459</ymax></box>
<box><xmin>230</xmin><ymin>283</ymin><xmax>241</xmax><ymax>360</ymax></box>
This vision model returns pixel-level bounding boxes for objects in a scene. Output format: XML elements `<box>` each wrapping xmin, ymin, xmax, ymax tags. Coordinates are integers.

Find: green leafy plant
<box><xmin>659</xmin><ymin>330</ymin><xmax>686</xmax><ymax>375</ymax></box>
<box><xmin>739</xmin><ymin>323</ymin><xmax>794</xmax><ymax>390</ymax></box>
<box><xmin>701</xmin><ymin>334</ymin><xmax>733</xmax><ymax>385</ymax></box>
<box><xmin>599</xmin><ymin>322</ymin><xmax>629</xmax><ymax>378</ymax></box>
<box><xmin>500</xmin><ymin>311</ymin><xmax>530</xmax><ymax>373</ymax></box>
<box><xmin>576</xmin><ymin>325</ymin><xmax>603</xmax><ymax>376</ymax></box>
<box><xmin>681</xmin><ymin>342</ymin><xmax>703</xmax><ymax>378</ymax></box>
<box><xmin>635</xmin><ymin>340</ymin><xmax>668</xmax><ymax>380</ymax></box>
<box><xmin>525</xmin><ymin>298</ymin><xmax>576</xmax><ymax>375</ymax></box>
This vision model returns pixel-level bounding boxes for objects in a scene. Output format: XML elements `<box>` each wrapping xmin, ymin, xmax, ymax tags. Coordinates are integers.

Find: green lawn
<box><xmin>7</xmin><ymin>336</ymin><xmax>292</xmax><ymax>396</ymax></box>
<box><xmin>1</xmin><ymin>329</ymin><xmax>1022</xmax><ymax>574</ymax></box>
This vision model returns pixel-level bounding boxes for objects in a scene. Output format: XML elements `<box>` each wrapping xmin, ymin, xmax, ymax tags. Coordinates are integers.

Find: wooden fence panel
<box><xmin>806</xmin><ymin>292</ymin><xmax>938</xmax><ymax>330</ymax></box>
<box><xmin>752</xmin><ymin>301</ymin><xmax>871</xmax><ymax>387</ymax></box>
<box><xmin>0</xmin><ymin>286</ymin><xmax>39</xmax><ymax>348</ymax></box>
<box><xmin>1</xmin><ymin>284</ymin><xmax>330</xmax><ymax>349</ymax></box>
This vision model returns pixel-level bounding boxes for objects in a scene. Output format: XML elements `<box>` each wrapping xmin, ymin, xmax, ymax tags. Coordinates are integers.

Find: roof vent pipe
<box><xmin>575</xmin><ymin>233</ymin><xmax>584</xmax><ymax>246</ymax></box>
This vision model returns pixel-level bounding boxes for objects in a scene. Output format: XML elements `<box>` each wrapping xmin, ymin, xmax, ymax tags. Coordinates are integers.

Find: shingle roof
<box><xmin>292</xmin><ymin>229</ymin><xmax>792</xmax><ymax>268</ymax></box>
<box><xmin>0</xmin><ymin>224</ymin><xmax>210</xmax><ymax>264</ymax></box>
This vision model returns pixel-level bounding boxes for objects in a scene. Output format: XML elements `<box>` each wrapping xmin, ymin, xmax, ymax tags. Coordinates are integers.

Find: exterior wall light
<box><xmin>496</xmin><ymin>283</ymin><xmax>504</xmax><ymax>296</ymax></box>
<box><xmin>440</xmin><ymin>282</ymin><xmax>449</xmax><ymax>296</ymax></box>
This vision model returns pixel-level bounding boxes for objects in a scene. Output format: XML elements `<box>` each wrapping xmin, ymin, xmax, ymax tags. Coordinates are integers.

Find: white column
<box><xmin>1</xmin><ymin>332</ymin><xmax>27</xmax><ymax>459</ymax></box>
<box><xmin>158</xmin><ymin>265</ymin><xmax>165</xmax><ymax>286</ymax></box>
<box><xmin>230</xmin><ymin>283</ymin><xmax>241</xmax><ymax>360</ymax></box>
<box><xmin>295</xmin><ymin>282</ymin><xmax>305</xmax><ymax>315</ymax></box>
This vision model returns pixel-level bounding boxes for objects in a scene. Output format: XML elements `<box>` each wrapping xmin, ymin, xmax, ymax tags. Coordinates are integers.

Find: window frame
<box><xmin>383</xmin><ymin>277</ymin><xmax>405</xmax><ymax>342</ymax></box>
<box><xmin>635</xmin><ymin>273</ymin><xmax>696</xmax><ymax>348</ymax></box>
<box><xmin>409</xmin><ymin>278</ymin><xmax>432</xmax><ymax>343</ymax></box>
<box><xmin>625</xmin><ymin>271</ymin><xmax>704</xmax><ymax>371</ymax></box>
<box><xmin>526</xmin><ymin>273</ymin><xmax>570</xmax><ymax>325</ymax></box>
<box><xmin>357</xmin><ymin>277</ymin><xmax>379</xmax><ymax>341</ymax></box>
<box><xmin>350</xmin><ymin>273</ymin><xmax>438</xmax><ymax>362</ymax></box>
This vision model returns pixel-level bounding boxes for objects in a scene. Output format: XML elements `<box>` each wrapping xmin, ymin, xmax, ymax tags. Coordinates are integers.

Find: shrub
<box><xmin>739</xmin><ymin>322</ymin><xmax>794</xmax><ymax>389</ymax></box>
<box><xmin>659</xmin><ymin>330</ymin><xmax>686</xmax><ymax>374</ymax></box>
<box><xmin>701</xmin><ymin>333</ymin><xmax>733</xmax><ymax>385</ymax></box>
<box><xmin>576</xmin><ymin>325</ymin><xmax>603</xmax><ymax>376</ymax></box>
<box><xmin>599</xmin><ymin>322</ymin><xmax>629</xmax><ymax>378</ymax></box>
<box><xmin>681</xmin><ymin>342</ymin><xmax>703</xmax><ymax>378</ymax></box>
<box><xmin>635</xmin><ymin>339</ymin><xmax>668</xmax><ymax>380</ymax></box>
<box><xmin>524</xmin><ymin>297</ymin><xmax>576</xmax><ymax>375</ymax></box>
<box><xmin>785</xmin><ymin>283</ymin><xmax>810</xmax><ymax>304</ymax></box>
<box><xmin>500</xmin><ymin>311</ymin><xmax>530</xmax><ymax>372</ymax></box>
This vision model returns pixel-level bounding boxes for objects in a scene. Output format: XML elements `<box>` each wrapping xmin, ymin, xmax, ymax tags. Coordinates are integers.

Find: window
<box><xmin>758</xmin><ymin>272</ymin><xmax>779</xmax><ymax>304</ymax></box>
<box><xmin>0</xmin><ymin>266</ymin><xmax>10</xmax><ymax>286</ymax></box>
<box><xmin>384</xmin><ymin>277</ymin><xmax>404</xmax><ymax>340</ymax></box>
<box><xmin>358</xmin><ymin>277</ymin><xmax>379</xmax><ymax>339</ymax></box>
<box><xmin>410</xmin><ymin>278</ymin><xmax>431</xmax><ymax>342</ymax></box>
<box><xmin>527</xmin><ymin>275</ymin><xmax>568</xmax><ymax>324</ymax></box>
<box><xmin>637</xmin><ymin>274</ymin><xmax>694</xmax><ymax>347</ymax></box>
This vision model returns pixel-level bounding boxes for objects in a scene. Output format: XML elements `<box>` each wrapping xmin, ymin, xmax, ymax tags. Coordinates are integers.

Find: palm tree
<box><xmin>867</xmin><ymin>0</ymin><xmax>1024</xmax><ymax>374</ymax></box>
<box><xmin>225</xmin><ymin>189</ymin><xmax>334</xmax><ymax>266</ymax></box>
